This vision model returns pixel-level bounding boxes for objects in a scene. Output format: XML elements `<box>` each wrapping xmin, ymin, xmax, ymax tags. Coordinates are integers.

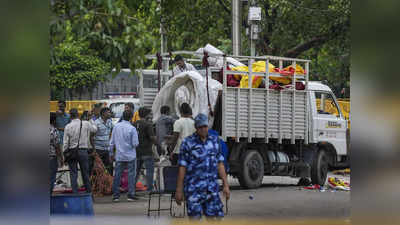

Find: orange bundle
<box><xmin>90</xmin><ymin>153</ymin><xmax>113</xmax><ymax>197</ymax></box>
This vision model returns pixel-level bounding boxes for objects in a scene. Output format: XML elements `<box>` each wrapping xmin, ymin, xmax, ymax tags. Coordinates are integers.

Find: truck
<box><xmin>137</xmin><ymin>51</ymin><xmax>349</xmax><ymax>189</ymax></box>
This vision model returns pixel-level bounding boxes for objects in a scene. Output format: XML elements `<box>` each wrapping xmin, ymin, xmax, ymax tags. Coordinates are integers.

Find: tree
<box><xmin>160</xmin><ymin>0</ymin><xmax>350</xmax><ymax>96</ymax></box>
<box><xmin>50</xmin><ymin>0</ymin><xmax>350</xmax><ymax>97</ymax></box>
<box><xmin>50</xmin><ymin>0</ymin><xmax>160</xmax><ymax>73</ymax></box>
<box><xmin>50</xmin><ymin>40</ymin><xmax>111</xmax><ymax>100</ymax></box>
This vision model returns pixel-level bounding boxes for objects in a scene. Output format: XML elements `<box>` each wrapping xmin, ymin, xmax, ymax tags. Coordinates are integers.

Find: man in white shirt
<box><xmin>173</xmin><ymin>55</ymin><xmax>197</xmax><ymax>76</ymax></box>
<box><xmin>169</xmin><ymin>103</ymin><xmax>196</xmax><ymax>165</ymax></box>
<box><xmin>63</xmin><ymin>108</ymin><xmax>98</xmax><ymax>193</ymax></box>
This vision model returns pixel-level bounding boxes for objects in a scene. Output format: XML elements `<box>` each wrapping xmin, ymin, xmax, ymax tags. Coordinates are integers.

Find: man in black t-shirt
<box><xmin>134</xmin><ymin>107</ymin><xmax>160</xmax><ymax>192</ymax></box>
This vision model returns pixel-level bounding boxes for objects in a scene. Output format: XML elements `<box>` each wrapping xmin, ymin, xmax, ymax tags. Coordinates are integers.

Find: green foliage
<box><xmin>161</xmin><ymin>0</ymin><xmax>231</xmax><ymax>51</ymax></box>
<box><xmin>50</xmin><ymin>0</ymin><xmax>350</xmax><ymax>96</ymax></box>
<box><xmin>50</xmin><ymin>40</ymin><xmax>111</xmax><ymax>93</ymax></box>
<box><xmin>50</xmin><ymin>0</ymin><xmax>160</xmax><ymax>73</ymax></box>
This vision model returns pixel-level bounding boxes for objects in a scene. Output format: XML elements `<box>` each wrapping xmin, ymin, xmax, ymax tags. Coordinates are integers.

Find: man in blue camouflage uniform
<box><xmin>176</xmin><ymin>113</ymin><xmax>230</xmax><ymax>219</ymax></box>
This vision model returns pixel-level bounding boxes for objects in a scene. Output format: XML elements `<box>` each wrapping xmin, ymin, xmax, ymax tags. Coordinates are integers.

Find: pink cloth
<box><xmin>219</xmin><ymin>66</ymin><xmax>241</xmax><ymax>87</ymax></box>
<box><xmin>120</xmin><ymin>169</ymin><xmax>128</xmax><ymax>192</ymax></box>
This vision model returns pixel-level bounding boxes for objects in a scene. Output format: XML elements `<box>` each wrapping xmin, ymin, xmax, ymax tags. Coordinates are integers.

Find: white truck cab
<box><xmin>308</xmin><ymin>82</ymin><xmax>348</xmax><ymax>162</ymax></box>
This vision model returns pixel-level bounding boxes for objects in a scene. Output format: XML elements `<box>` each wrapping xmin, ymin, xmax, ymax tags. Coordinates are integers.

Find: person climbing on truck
<box><xmin>173</xmin><ymin>55</ymin><xmax>197</xmax><ymax>76</ymax></box>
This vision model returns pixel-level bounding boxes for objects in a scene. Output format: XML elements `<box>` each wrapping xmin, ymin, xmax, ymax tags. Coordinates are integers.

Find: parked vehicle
<box><xmin>97</xmin><ymin>97</ymin><xmax>140</xmax><ymax>124</ymax></box>
<box><xmin>138</xmin><ymin>51</ymin><xmax>349</xmax><ymax>188</ymax></box>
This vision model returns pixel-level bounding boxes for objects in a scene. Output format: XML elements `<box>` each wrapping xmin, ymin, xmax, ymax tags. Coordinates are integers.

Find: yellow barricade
<box><xmin>316</xmin><ymin>99</ymin><xmax>350</xmax><ymax>118</ymax></box>
<box><xmin>49</xmin><ymin>101</ymin><xmax>98</xmax><ymax>114</ymax></box>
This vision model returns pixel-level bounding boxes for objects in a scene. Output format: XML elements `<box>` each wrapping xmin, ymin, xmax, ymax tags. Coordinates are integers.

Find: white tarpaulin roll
<box><xmin>195</xmin><ymin>43</ymin><xmax>245</xmax><ymax>68</ymax></box>
<box><xmin>152</xmin><ymin>71</ymin><xmax>222</xmax><ymax>127</ymax></box>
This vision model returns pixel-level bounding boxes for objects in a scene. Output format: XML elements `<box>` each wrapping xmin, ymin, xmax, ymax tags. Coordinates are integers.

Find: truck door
<box><xmin>313</xmin><ymin>91</ymin><xmax>347</xmax><ymax>156</ymax></box>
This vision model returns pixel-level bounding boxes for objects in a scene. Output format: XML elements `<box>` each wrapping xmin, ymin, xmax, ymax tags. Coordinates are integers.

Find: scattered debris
<box><xmin>328</xmin><ymin>177</ymin><xmax>350</xmax><ymax>191</ymax></box>
<box><xmin>303</xmin><ymin>184</ymin><xmax>321</xmax><ymax>190</ymax></box>
<box><xmin>332</xmin><ymin>168</ymin><xmax>350</xmax><ymax>176</ymax></box>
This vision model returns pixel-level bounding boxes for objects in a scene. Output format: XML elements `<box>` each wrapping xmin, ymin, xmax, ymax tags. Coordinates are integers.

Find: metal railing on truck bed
<box><xmin>138</xmin><ymin>51</ymin><xmax>311</xmax><ymax>145</ymax></box>
<box><xmin>220</xmin><ymin>55</ymin><xmax>310</xmax><ymax>145</ymax></box>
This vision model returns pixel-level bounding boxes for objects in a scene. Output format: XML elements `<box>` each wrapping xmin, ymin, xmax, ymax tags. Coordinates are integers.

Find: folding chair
<box><xmin>147</xmin><ymin>166</ymin><xmax>186</xmax><ymax>217</ymax></box>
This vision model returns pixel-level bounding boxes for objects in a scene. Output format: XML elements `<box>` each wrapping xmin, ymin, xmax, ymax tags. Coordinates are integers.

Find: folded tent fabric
<box><xmin>282</xmin><ymin>64</ymin><xmax>306</xmax><ymax>75</ymax></box>
<box><xmin>228</xmin><ymin>61</ymin><xmax>306</xmax><ymax>88</ymax></box>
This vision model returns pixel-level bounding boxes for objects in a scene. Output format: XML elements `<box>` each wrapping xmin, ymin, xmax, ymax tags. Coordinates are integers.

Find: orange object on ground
<box><xmin>136</xmin><ymin>181</ymin><xmax>147</xmax><ymax>191</ymax></box>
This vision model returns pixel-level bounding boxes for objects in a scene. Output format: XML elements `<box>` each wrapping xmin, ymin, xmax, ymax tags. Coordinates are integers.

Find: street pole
<box><xmin>250</xmin><ymin>23</ymin><xmax>255</xmax><ymax>57</ymax></box>
<box><xmin>160</xmin><ymin>23</ymin><xmax>168</xmax><ymax>72</ymax></box>
<box><xmin>232</xmin><ymin>0</ymin><xmax>241</xmax><ymax>56</ymax></box>
<box><xmin>248</xmin><ymin>0</ymin><xmax>260</xmax><ymax>57</ymax></box>
<box><xmin>159</xmin><ymin>0</ymin><xmax>168</xmax><ymax>72</ymax></box>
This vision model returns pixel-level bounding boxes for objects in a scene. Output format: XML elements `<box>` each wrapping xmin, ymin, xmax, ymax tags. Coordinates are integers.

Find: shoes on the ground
<box><xmin>113</xmin><ymin>198</ymin><xmax>119</xmax><ymax>202</ymax></box>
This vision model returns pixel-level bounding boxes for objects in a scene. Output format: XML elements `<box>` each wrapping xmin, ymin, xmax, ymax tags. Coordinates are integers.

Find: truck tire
<box><xmin>238</xmin><ymin>150</ymin><xmax>264</xmax><ymax>189</ymax></box>
<box><xmin>311</xmin><ymin>150</ymin><xmax>329</xmax><ymax>186</ymax></box>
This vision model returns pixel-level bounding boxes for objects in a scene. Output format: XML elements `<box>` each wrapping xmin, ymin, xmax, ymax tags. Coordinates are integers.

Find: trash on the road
<box><xmin>332</xmin><ymin>168</ymin><xmax>350</xmax><ymax>176</ymax></box>
<box><xmin>328</xmin><ymin>177</ymin><xmax>350</xmax><ymax>191</ymax></box>
<box><xmin>249</xmin><ymin>194</ymin><xmax>254</xmax><ymax>200</ymax></box>
<box><xmin>303</xmin><ymin>184</ymin><xmax>321</xmax><ymax>190</ymax></box>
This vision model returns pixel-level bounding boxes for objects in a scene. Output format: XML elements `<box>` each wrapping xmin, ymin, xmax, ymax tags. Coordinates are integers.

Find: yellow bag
<box><xmin>236</xmin><ymin>61</ymin><xmax>275</xmax><ymax>88</ymax></box>
<box><xmin>283</xmin><ymin>64</ymin><xmax>305</xmax><ymax>75</ymax></box>
<box><xmin>232</xmin><ymin>61</ymin><xmax>306</xmax><ymax>88</ymax></box>
<box><xmin>231</xmin><ymin>66</ymin><xmax>249</xmax><ymax>81</ymax></box>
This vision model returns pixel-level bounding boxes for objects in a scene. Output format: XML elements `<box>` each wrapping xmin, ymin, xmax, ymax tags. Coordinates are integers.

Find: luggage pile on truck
<box><xmin>139</xmin><ymin>46</ymin><xmax>349</xmax><ymax>189</ymax></box>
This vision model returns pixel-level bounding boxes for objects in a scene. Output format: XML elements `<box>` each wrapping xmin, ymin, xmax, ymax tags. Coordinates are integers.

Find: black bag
<box><xmin>64</xmin><ymin>121</ymin><xmax>82</xmax><ymax>163</ymax></box>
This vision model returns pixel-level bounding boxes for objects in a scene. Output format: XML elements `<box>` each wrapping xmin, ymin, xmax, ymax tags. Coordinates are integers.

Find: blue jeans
<box><xmin>49</xmin><ymin>156</ymin><xmax>58</xmax><ymax>194</ymax></box>
<box><xmin>113</xmin><ymin>160</ymin><xmax>136</xmax><ymax>199</ymax></box>
<box><xmin>68</xmin><ymin>149</ymin><xmax>91</xmax><ymax>193</ymax></box>
<box><xmin>136</xmin><ymin>156</ymin><xmax>154</xmax><ymax>192</ymax></box>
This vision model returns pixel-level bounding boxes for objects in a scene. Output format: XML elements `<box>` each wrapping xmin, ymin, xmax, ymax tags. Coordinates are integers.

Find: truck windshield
<box><xmin>315</xmin><ymin>92</ymin><xmax>341</xmax><ymax>117</ymax></box>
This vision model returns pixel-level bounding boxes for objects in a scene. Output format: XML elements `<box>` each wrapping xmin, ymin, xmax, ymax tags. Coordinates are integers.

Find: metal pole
<box><xmin>249</xmin><ymin>0</ymin><xmax>256</xmax><ymax>57</ymax></box>
<box><xmin>160</xmin><ymin>0</ymin><xmax>168</xmax><ymax>72</ymax></box>
<box><xmin>250</xmin><ymin>23</ymin><xmax>255</xmax><ymax>57</ymax></box>
<box><xmin>232</xmin><ymin>0</ymin><xmax>241</xmax><ymax>56</ymax></box>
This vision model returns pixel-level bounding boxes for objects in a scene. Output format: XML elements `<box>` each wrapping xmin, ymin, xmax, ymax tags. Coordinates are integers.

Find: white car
<box><xmin>96</xmin><ymin>98</ymin><xmax>140</xmax><ymax>125</ymax></box>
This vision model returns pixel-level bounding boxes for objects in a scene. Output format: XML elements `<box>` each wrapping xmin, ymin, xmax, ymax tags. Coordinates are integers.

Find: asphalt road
<box><xmin>93</xmin><ymin>172</ymin><xmax>350</xmax><ymax>220</ymax></box>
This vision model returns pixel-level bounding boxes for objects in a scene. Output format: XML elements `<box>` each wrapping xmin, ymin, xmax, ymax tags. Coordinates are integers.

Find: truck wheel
<box><xmin>238</xmin><ymin>150</ymin><xmax>264</xmax><ymax>189</ymax></box>
<box><xmin>311</xmin><ymin>150</ymin><xmax>329</xmax><ymax>186</ymax></box>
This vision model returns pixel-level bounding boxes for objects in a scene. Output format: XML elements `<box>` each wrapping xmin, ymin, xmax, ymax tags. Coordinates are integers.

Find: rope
<box><xmin>169</xmin><ymin>51</ymin><xmax>174</xmax><ymax>77</ymax></box>
<box><xmin>156</xmin><ymin>52</ymin><xmax>162</xmax><ymax>92</ymax></box>
<box><xmin>202</xmin><ymin>51</ymin><xmax>214</xmax><ymax>117</ymax></box>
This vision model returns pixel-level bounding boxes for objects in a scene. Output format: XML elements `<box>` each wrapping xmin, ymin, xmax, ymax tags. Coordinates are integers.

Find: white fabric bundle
<box><xmin>195</xmin><ymin>43</ymin><xmax>245</xmax><ymax>68</ymax></box>
<box><xmin>152</xmin><ymin>71</ymin><xmax>222</xmax><ymax>127</ymax></box>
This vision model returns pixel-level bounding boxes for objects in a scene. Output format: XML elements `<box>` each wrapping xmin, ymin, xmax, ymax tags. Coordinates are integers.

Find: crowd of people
<box><xmin>49</xmin><ymin>55</ymin><xmax>230</xmax><ymax>218</ymax></box>
<box><xmin>49</xmin><ymin>101</ymin><xmax>178</xmax><ymax>196</ymax></box>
